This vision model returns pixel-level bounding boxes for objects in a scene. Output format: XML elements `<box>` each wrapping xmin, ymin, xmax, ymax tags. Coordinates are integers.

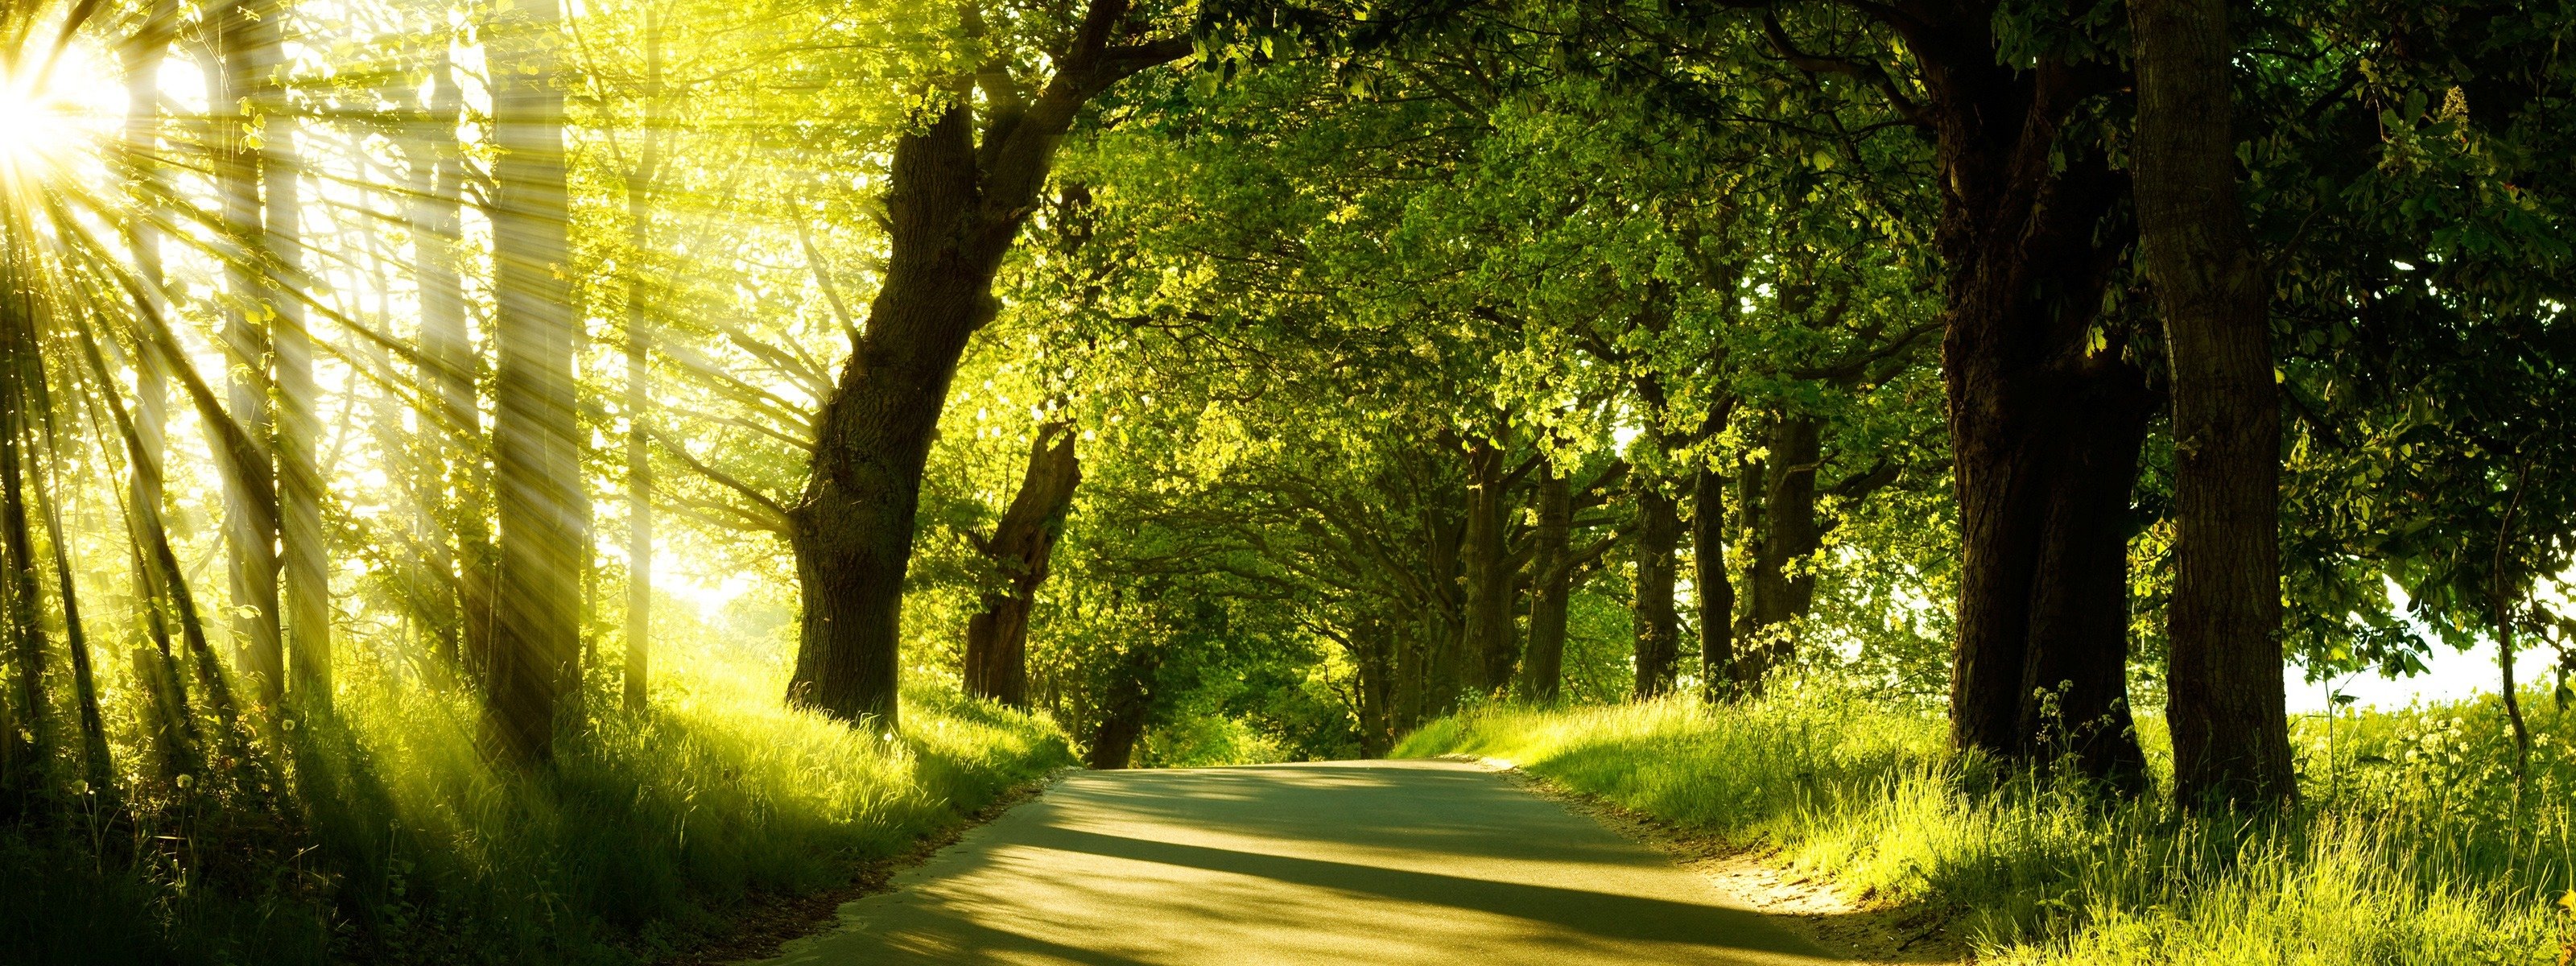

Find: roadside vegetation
<box><xmin>0</xmin><ymin>605</ymin><xmax>1071</xmax><ymax>965</ymax></box>
<box><xmin>1405</xmin><ymin>693</ymin><xmax>2574</xmax><ymax>964</ymax></box>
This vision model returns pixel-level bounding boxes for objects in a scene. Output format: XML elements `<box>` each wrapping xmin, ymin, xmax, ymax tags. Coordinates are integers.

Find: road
<box><xmin>760</xmin><ymin>759</ymin><xmax>1846</xmax><ymax>965</ymax></box>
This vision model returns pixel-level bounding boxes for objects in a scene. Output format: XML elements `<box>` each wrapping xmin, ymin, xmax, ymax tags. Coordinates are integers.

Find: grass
<box><xmin>0</xmin><ymin>632</ymin><xmax>1074</xmax><ymax>966</ymax></box>
<box><xmin>1398</xmin><ymin>689</ymin><xmax>2576</xmax><ymax>964</ymax></box>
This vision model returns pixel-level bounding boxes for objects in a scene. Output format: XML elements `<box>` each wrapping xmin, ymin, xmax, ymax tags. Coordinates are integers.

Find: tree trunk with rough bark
<box><xmin>1346</xmin><ymin>616</ymin><xmax>1394</xmax><ymax>755</ymax></box>
<box><xmin>964</xmin><ymin>423</ymin><xmax>1080</xmax><ymax>707</ymax></box>
<box><xmin>1631</xmin><ymin>482</ymin><xmax>1681</xmax><ymax>699</ymax></box>
<box><xmin>486</xmin><ymin>0</ymin><xmax>585</xmax><ymax>762</ymax></box>
<box><xmin>1517</xmin><ymin>470</ymin><xmax>1573</xmax><ymax>702</ymax></box>
<box><xmin>1693</xmin><ymin>464</ymin><xmax>1736</xmax><ymax>700</ymax></box>
<box><xmin>786</xmin><ymin>5</ymin><xmax>1185</xmax><ymax>729</ymax></box>
<box><xmin>1460</xmin><ymin>435</ymin><xmax>1518</xmax><ymax>693</ymax></box>
<box><xmin>1895</xmin><ymin>15</ymin><xmax>2150</xmax><ymax>785</ymax></box>
<box><xmin>1736</xmin><ymin>415</ymin><xmax>1821</xmax><ymax>693</ymax></box>
<box><xmin>2131</xmin><ymin>0</ymin><xmax>2292</xmax><ymax>807</ymax></box>
<box><xmin>1087</xmin><ymin>644</ymin><xmax>1159</xmax><ymax>770</ymax></box>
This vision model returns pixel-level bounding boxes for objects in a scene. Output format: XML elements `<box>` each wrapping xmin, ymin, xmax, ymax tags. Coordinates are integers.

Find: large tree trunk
<box><xmin>1419</xmin><ymin>489</ymin><xmax>1468</xmax><ymax>716</ymax></box>
<box><xmin>786</xmin><ymin>9</ymin><xmax>1186</xmax><ymax>729</ymax></box>
<box><xmin>2132</xmin><ymin>0</ymin><xmax>2291</xmax><ymax>805</ymax></box>
<box><xmin>1631</xmin><ymin>482</ymin><xmax>1681</xmax><ymax>699</ymax></box>
<box><xmin>2011</xmin><ymin>363</ymin><xmax>2153</xmax><ymax>782</ymax></box>
<box><xmin>486</xmin><ymin>0</ymin><xmax>585</xmax><ymax>762</ymax></box>
<box><xmin>1517</xmin><ymin>470</ymin><xmax>1573</xmax><ymax>702</ymax></box>
<box><xmin>1460</xmin><ymin>434</ymin><xmax>1518</xmax><ymax>693</ymax></box>
<box><xmin>1693</xmin><ymin>464</ymin><xmax>1736</xmax><ymax>700</ymax></box>
<box><xmin>1735</xmin><ymin>415</ymin><xmax>1822</xmax><ymax>693</ymax></box>
<box><xmin>211</xmin><ymin>6</ymin><xmax>282</xmax><ymax>710</ymax></box>
<box><xmin>1903</xmin><ymin>19</ymin><xmax>2149</xmax><ymax>784</ymax></box>
<box><xmin>964</xmin><ymin>423</ymin><xmax>1080</xmax><ymax>707</ymax></box>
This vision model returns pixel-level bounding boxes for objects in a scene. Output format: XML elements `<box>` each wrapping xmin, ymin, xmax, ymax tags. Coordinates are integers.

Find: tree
<box><xmin>2130</xmin><ymin>0</ymin><xmax>2293</xmax><ymax>806</ymax></box>
<box><xmin>786</xmin><ymin>1</ymin><xmax>1190</xmax><ymax>729</ymax></box>
<box><xmin>964</xmin><ymin>422</ymin><xmax>1082</xmax><ymax>706</ymax></box>
<box><xmin>487</xmin><ymin>0</ymin><xmax>588</xmax><ymax>762</ymax></box>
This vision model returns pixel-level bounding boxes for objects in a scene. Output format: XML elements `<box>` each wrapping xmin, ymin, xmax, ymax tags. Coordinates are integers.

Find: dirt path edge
<box><xmin>653</xmin><ymin>768</ymin><xmax>1073</xmax><ymax>966</ymax></box>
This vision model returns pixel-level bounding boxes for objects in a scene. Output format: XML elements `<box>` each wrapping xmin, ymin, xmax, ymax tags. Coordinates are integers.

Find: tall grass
<box><xmin>1399</xmin><ymin>691</ymin><xmax>2575</xmax><ymax>964</ymax></box>
<box><xmin>0</xmin><ymin>638</ymin><xmax>1072</xmax><ymax>965</ymax></box>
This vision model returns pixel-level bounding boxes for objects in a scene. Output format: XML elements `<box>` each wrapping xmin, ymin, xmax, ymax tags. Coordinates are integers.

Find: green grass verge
<box><xmin>0</xmin><ymin>671</ymin><xmax>1072</xmax><ymax>966</ymax></box>
<box><xmin>1398</xmin><ymin>691</ymin><xmax>2575</xmax><ymax>964</ymax></box>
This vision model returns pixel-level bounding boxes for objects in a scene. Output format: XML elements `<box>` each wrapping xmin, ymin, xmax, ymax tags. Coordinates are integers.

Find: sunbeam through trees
<box><xmin>3</xmin><ymin>0</ymin><xmax>2576</xmax><ymax>964</ymax></box>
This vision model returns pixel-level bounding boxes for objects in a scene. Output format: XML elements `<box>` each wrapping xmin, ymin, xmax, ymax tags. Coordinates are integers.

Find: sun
<box><xmin>0</xmin><ymin>47</ymin><xmax>121</xmax><ymax>183</ymax></box>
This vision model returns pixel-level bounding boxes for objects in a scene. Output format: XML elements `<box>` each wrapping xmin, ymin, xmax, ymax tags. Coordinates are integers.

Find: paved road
<box><xmin>761</xmin><ymin>759</ymin><xmax>1844</xmax><ymax>965</ymax></box>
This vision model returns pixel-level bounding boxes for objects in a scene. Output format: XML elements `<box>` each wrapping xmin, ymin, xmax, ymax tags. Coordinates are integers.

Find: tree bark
<box><xmin>486</xmin><ymin>0</ymin><xmax>584</xmax><ymax>762</ymax></box>
<box><xmin>1631</xmin><ymin>482</ymin><xmax>1681</xmax><ymax>699</ymax></box>
<box><xmin>964</xmin><ymin>423</ymin><xmax>1080</xmax><ymax>707</ymax></box>
<box><xmin>1891</xmin><ymin>16</ymin><xmax>2149</xmax><ymax>783</ymax></box>
<box><xmin>1460</xmin><ymin>434</ymin><xmax>1518</xmax><ymax>693</ymax></box>
<box><xmin>1693</xmin><ymin>464</ymin><xmax>1736</xmax><ymax>700</ymax></box>
<box><xmin>0</xmin><ymin>296</ymin><xmax>49</xmax><ymax>805</ymax></box>
<box><xmin>2131</xmin><ymin>0</ymin><xmax>2293</xmax><ymax>806</ymax></box>
<box><xmin>1344</xmin><ymin>616</ymin><xmax>1395</xmax><ymax>754</ymax></box>
<box><xmin>1517</xmin><ymin>470</ymin><xmax>1573</xmax><ymax>702</ymax></box>
<box><xmin>1735</xmin><ymin>415</ymin><xmax>1823</xmax><ymax>693</ymax></box>
<box><xmin>786</xmin><ymin>5</ymin><xmax>1187</xmax><ymax>729</ymax></box>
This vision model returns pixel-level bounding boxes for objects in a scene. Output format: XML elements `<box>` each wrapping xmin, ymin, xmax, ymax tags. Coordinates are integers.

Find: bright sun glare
<box><xmin>0</xmin><ymin>47</ymin><xmax>118</xmax><ymax>180</ymax></box>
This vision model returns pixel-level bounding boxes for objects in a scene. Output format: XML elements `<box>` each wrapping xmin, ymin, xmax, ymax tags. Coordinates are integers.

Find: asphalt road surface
<box><xmin>761</xmin><ymin>759</ymin><xmax>1845</xmax><ymax>965</ymax></box>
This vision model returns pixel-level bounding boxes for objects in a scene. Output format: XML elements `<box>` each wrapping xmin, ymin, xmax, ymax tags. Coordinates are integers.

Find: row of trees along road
<box><xmin>0</xmin><ymin>0</ymin><xmax>2572</xmax><ymax>867</ymax></box>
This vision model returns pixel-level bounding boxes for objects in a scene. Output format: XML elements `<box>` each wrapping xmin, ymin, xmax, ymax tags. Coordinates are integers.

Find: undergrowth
<box><xmin>1399</xmin><ymin>691</ymin><xmax>2576</xmax><ymax>964</ymax></box>
<box><xmin>0</xmin><ymin>645</ymin><xmax>1071</xmax><ymax>966</ymax></box>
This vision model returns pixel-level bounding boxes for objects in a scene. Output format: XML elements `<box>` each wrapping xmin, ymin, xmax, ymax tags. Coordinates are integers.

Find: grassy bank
<box><xmin>1399</xmin><ymin>692</ymin><xmax>2574</xmax><ymax>964</ymax></box>
<box><xmin>0</xmin><ymin>658</ymin><xmax>1071</xmax><ymax>966</ymax></box>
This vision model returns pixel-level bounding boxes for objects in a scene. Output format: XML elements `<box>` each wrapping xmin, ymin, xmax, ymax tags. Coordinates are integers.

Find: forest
<box><xmin>0</xmin><ymin>0</ymin><xmax>2571</xmax><ymax>962</ymax></box>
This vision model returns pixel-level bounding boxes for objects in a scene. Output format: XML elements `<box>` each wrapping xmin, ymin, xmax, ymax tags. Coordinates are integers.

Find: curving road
<box><xmin>760</xmin><ymin>759</ymin><xmax>1844</xmax><ymax>965</ymax></box>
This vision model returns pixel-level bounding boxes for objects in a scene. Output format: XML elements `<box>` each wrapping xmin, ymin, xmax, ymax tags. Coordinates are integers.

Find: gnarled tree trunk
<box><xmin>786</xmin><ymin>5</ymin><xmax>1185</xmax><ymax>729</ymax></box>
<box><xmin>2132</xmin><ymin>0</ymin><xmax>2291</xmax><ymax>805</ymax></box>
<box><xmin>964</xmin><ymin>423</ymin><xmax>1081</xmax><ymax>707</ymax></box>
<box><xmin>1902</xmin><ymin>23</ymin><xmax>2150</xmax><ymax>785</ymax></box>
